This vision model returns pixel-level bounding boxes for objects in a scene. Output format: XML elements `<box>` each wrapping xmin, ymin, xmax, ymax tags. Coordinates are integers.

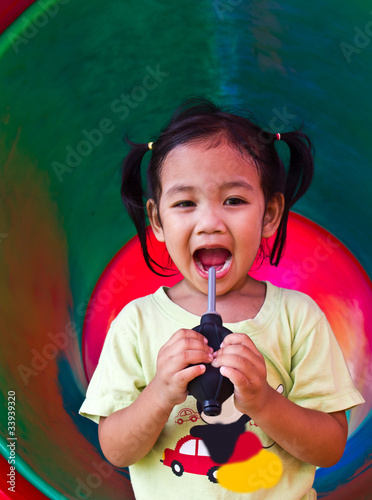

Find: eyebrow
<box><xmin>223</xmin><ymin>181</ymin><xmax>254</xmax><ymax>191</ymax></box>
<box><xmin>164</xmin><ymin>180</ymin><xmax>254</xmax><ymax>198</ymax></box>
<box><xmin>164</xmin><ymin>185</ymin><xmax>196</xmax><ymax>198</ymax></box>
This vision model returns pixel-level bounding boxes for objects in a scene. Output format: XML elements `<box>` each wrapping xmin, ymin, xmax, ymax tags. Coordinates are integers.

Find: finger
<box><xmin>212</xmin><ymin>343</ymin><xmax>266</xmax><ymax>370</ymax></box>
<box><xmin>163</xmin><ymin>337</ymin><xmax>214</xmax><ymax>360</ymax></box>
<box><xmin>220</xmin><ymin>333</ymin><xmax>256</xmax><ymax>349</ymax></box>
<box><xmin>214</xmin><ymin>342</ymin><xmax>252</xmax><ymax>356</ymax></box>
<box><xmin>211</xmin><ymin>352</ymin><xmax>256</xmax><ymax>373</ymax></box>
<box><xmin>220</xmin><ymin>334</ymin><xmax>263</xmax><ymax>359</ymax></box>
<box><xmin>175</xmin><ymin>364</ymin><xmax>207</xmax><ymax>385</ymax></box>
<box><xmin>164</xmin><ymin>349</ymin><xmax>213</xmax><ymax>374</ymax></box>
<box><xmin>219</xmin><ymin>365</ymin><xmax>248</xmax><ymax>388</ymax></box>
<box><xmin>213</xmin><ymin>342</ymin><xmax>262</xmax><ymax>365</ymax></box>
<box><xmin>165</xmin><ymin>329</ymin><xmax>210</xmax><ymax>348</ymax></box>
<box><xmin>160</xmin><ymin>331</ymin><xmax>212</xmax><ymax>361</ymax></box>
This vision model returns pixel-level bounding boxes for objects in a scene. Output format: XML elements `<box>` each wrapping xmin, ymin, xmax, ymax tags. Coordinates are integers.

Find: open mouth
<box><xmin>193</xmin><ymin>248</ymin><xmax>232</xmax><ymax>275</ymax></box>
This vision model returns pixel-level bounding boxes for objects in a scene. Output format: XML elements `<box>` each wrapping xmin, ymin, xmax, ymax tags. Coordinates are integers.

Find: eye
<box><xmin>224</xmin><ymin>197</ymin><xmax>246</xmax><ymax>205</ymax></box>
<box><xmin>173</xmin><ymin>200</ymin><xmax>196</xmax><ymax>208</ymax></box>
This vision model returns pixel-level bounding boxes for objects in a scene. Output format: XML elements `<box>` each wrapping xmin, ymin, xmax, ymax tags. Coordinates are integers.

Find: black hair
<box><xmin>121</xmin><ymin>98</ymin><xmax>314</xmax><ymax>275</ymax></box>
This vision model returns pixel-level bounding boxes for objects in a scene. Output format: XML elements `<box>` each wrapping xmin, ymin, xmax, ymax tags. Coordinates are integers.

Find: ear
<box><xmin>262</xmin><ymin>193</ymin><xmax>285</xmax><ymax>238</ymax></box>
<box><xmin>146</xmin><ymin>199</ymin><xmax>165</xmax><ymax>242</ymax></box>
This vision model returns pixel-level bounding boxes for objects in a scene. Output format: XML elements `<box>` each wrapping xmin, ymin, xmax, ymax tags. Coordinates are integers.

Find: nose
<box><xmin>195</xmin><ymin>206</ymin><xmax>227</xmax><ymax>235</ymax></box>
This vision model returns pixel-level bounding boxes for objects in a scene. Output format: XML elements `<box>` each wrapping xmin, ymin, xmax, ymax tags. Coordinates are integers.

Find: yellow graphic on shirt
<box><xmin>217</xmin><ymin>449</ymin><xmax>283</xmax><ymax>493</ymax></box>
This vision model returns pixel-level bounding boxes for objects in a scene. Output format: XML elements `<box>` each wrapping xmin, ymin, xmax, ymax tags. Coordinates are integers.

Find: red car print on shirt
<box><xmin>161</xmin><ymin>432</ymin><xmax>262</xmax><ymax>484</ymax></box>
<box><xmin>162</xmin><ymin>435</ymin><xmax>220</xmax><ymax>483</ymax></box>
<box><xmin>175</xmin><ymin>408</ymin><xmax>200</xmax><ymax>425</ymax></box>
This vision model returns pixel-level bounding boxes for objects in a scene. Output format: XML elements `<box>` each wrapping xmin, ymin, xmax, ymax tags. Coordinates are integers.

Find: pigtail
<box><xmin>121</xmin><ymin>140</ymin><xmax>153</xmax><ymax>269</ymax></box>
<box><xmin>270</xmin><ymin>131</ymin><xmax>314</xmax><ymax>265</ymax></box>
<box><xmin>121</xmin><ymin>140</ymin><xmax>174</xmax><ymax>277</ymax></box>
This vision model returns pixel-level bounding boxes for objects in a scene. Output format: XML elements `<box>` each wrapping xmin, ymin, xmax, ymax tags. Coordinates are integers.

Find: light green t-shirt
<box><xmin>79</xmin><ymin>282</ymin><xmax>364</xmax><ymax>500</ymax></box>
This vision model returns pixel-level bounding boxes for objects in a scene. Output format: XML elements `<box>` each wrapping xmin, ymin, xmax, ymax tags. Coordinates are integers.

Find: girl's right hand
<box><xmin>152</xmin><ymin>329</ymin><xmax>214</xmax><ymax>409</ymax></box>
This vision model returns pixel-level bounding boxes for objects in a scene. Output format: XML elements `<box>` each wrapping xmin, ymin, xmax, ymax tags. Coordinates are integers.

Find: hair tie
<box><xmin>276</xmin><ymin>133</ymin><xmax>281</xmax><ymax>141</ymax></box>
<box><xmin>148</xmin><ymin>142</ymin><xmax>153</xmax><ymax>150</ymax></box>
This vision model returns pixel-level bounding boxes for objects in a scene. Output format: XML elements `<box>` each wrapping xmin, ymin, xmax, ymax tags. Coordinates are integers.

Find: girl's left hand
<box><xmin>211</xmin><ymin>333</ymin><xmax>270</xmax><ymax>416</ymax></box>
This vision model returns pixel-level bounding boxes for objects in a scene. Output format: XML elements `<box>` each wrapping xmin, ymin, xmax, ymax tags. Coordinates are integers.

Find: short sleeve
<box><xmin>288</xmin><ymin>312</ymin><xmax>365</xmax><ymax>413</ymax></box>
<box><xmin>79</xmin><ymin>304</ymin><xmax>146</xmax><ymax>424</ymax></box>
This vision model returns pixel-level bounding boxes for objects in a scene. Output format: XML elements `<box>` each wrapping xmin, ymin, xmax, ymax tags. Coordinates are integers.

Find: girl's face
<box><xmin>147</xmin><ymin>139</ymin><xmax>283</xmax><ymax>296</ymax></box>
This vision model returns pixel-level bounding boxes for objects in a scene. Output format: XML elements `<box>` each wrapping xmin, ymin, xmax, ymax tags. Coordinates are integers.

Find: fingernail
<box><xmin>220</xmin><ymin>342</ymin><xmax>224</xmax><ymax>348</ymax></box>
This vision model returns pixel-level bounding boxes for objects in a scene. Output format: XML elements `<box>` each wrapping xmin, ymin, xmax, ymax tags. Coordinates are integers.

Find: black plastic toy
<box><xmin>187</xmin><ymin>267</ymin><xmax>234</xmax><ymax>417</ymax></box>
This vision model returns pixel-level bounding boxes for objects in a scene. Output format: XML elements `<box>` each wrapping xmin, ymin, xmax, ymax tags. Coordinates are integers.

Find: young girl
<box><xmin>79</xmin><ymin>99</ymin><xmax>364</xmax><ymax>499</ymax></box>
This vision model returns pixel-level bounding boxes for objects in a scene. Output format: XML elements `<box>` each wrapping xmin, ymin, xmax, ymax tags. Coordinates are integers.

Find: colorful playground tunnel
<box><xmin>0</xmin><ymin>1</ymin><xmax>372</xmax><ymax>498</ymax></box>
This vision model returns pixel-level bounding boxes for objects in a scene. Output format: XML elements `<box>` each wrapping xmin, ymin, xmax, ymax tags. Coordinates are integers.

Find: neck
<box><xmin>166</xmin><ymin>277</ymin><xmax>266</xmax><ymax>322</ymax></box>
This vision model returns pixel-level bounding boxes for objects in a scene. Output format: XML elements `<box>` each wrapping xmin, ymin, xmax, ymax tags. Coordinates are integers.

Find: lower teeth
<box><xmin>201</xmin><ymin>257</ymin><xmax>231</xmax><ymax>273</ymax></box>
<box><xmin>203</xmin><ymin>264</ymin><xmax>222</xmax><ymax>272</ymax></box>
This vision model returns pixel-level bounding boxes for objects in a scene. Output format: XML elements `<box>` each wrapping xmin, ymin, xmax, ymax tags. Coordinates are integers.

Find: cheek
<box><xmin>161</xmin><ymin>219</ymin><xmax>188</xmax><ymax>249</ymax></box>
<box><xmin>235</xmin><ymin>212</ymin><xmax>264</xmax><ymax>238</ymax></box>
<box><xmin>253</xmin><ymin>204</ymin><xmax>267</xmax><ymax>233</ymax></box>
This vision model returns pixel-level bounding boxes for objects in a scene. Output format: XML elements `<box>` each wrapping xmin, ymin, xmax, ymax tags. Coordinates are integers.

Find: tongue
<box><xmin>196</xmin><ymin>248</ymin><xmax>231</xmax><ymax>269</ymax></box>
